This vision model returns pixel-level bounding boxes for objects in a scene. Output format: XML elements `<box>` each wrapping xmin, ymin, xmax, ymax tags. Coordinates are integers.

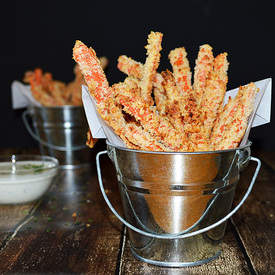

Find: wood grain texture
<box><xmin>119</xmin><ymin>222</ymin><xmax>250</xmax><ymax>275</ymax></box>
<box><xmin>0</xmin><ymin>147</ymin><xmax>274</xmax><ymax>274</ymax></box>
<box><xmin>232</xmin><ymin>152</ymin><xmax>275</xmax><ymax>274</ymax></box>
<box><xmin>0</xmin><ymin>155</ymin><xmax>123</xmax><ymax>274</ymax></box>
<box><xmin>254</xmin><ymin>149</ymin><xmax>275</xmax><ymax>170</ymax></box>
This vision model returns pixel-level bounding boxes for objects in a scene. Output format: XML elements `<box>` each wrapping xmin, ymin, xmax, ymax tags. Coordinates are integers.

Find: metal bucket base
<box><xmin>130</xmin><ymin>246</ymin><xmax>221</xmax><ymax>267</ymax></box>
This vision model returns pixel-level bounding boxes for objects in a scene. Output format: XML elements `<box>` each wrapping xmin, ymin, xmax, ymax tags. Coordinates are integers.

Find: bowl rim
<box><xmin>0</xmin><ymin>154</ymin><xmax>59</xmax><ymax>174</ymax></box>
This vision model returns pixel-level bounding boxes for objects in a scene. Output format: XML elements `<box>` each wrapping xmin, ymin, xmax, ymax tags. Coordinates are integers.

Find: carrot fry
<box><xmin>213</xmin><ymin>83</ymin><xmax>258</xmax><ymax>150</ymax></box>
<box><xmin>210</xmin><ymin>95</ymin><xmax>241</xmax><ymax>148</ymax></box>
<box><xmin>86</xmin><ymin>129</ymin><xmax>98</xmax><ymax>148</ymax></box>
<box><xmin>25</xmin><ymin>69</ymin><xmax>63</xmax><ymax>106</ymax></box>
<box><xmin>73</xmin><ymin>40</ymin><xmax>112</xmax><ymax>107</ymax></box>
<box><xmin>117</xmin><ymin>55</ymin><xmax>144</xmax><ymax>79</ymax></box>
<box><xmin>113</xmin><ymin>81</ymin><xmax>188</xmax><ymax>151</ymax></box>
<box><xmin>139</xmin><ymin>31</ymin><xmax>163</xmax><ymax>105</ymax></box>
<box><xmin>200</xmin><ymin>53</ymin><xmax>229</xmax><ymax>138</ymax></box>
<box><xmin>193</xmin><ymin>44</ymin><xmax>214</xmax><ymax>105</ymax></box>
<box><xmin>73</xmin><ymin>41</ymin><xmax>171</xmax><ymax>151</ymax></box>
<box><xmin>168</xmin><ymin>47</ymin><xmax>192</xmax><ymax>93</ymax></box>
<box><xmin>125</xmin><ymin>122</ymin><xmax>171</xmax><ymax>151</ymax></box>
<box><xmin>160</xmin><ymin>70</ymin><xmax>184</xmax><ymax>131</ymax></box>
<box><xmin>72</xmin><ymin>34</ymin><xmax>256</xmax><ymax>153</ymax></box>
<box><xmin>152</xmin><ymin>73</ymin><xmax>167</xmax><ymax>116</ymax></box>
<box><xmin>117</xmin><ymin>55</ymin><xmax>168</xmax><ymax>115</ymax></box>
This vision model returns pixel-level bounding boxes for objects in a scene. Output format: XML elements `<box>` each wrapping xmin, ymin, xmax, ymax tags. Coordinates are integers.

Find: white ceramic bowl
<box><xmin>0</xmin><ymin>155</ymin><xmax>59</xmax><ymax>204</ymax></box>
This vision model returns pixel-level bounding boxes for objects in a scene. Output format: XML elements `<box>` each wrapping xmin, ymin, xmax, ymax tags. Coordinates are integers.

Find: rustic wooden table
<box><xmin>0</xmin><ymin>147</ymin><xmax>274</xmax><ymax>274</ymax></box>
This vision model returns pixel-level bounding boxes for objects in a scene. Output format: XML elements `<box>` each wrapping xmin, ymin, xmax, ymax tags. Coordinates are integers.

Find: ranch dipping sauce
<box><xmin>0</xmin><ymin>155</ymin><xmax>58</xmax><ymax>204</ymax></box>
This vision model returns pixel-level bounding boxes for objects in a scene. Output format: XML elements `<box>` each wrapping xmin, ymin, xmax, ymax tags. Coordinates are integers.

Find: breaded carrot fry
<box><xmin>73</xmin><ymin>41</ymin><xmax>170</xmax><ymax>151</ymax></box>
<box><xmin>160</xmin><ymin>69</ymin><xmax>202</xmax><ymax>136</ymax></box>
<box><xmin>213</xmin><ymin>83</ymin><xmax>258</xmax><ymax>150</ymax></box>
<box><xmin>73</xmin><ymin>41</ymin><xmax>132</xmax><ymax>143</ymax></box>
<box><xmin>193</xmin><ymin>44</ymin><xmax>214</xmax><ymax>105</ymax></box>
<box><xmin>188</xmin><ymin>132</ymin><xmax>211</xmax><ymax>152</ymax></box>
<box><xmin>73</xmin><ymin>34</ymin><xmax>255</xmax><ymax>152</ymax></box>
<box><xmin>161</xmin><ymin>70</ymin><xmax>181</xmax><ymax>102</ymax></box>
<box><xmin>125</xmin><ymin>122</ymin><xmax>171</xmax><ymax>151</ymax></box>
<box><xmin>73</xmin><ymin>41</ymin><xmax>112</xmax><ymax>107</ymax></box>
<box><xmin>86</xmin><ymin>129</ymin><xmax>98</xmax><ymax>148</ymax></box>
<box><xmin>117</xmin><ymin>55</ymin><xmax>168</xmax><ymax>115</ymax></box>
<box><xmin>117</xmin><ymin>55</ymin><xmax>144</xmax><ymax>79</ymax></box>
<box><xmin>152</xmin><ymin>73</ymin><xmax>167</xmax><ymax>116</ymax></box>
<box><xmin>104</xmin><ymin>96</ymin><xmax>170</xmax><ymax>151</ymax></box>
<box><xmin>168</xmin><ymin>47</ymin><xmax>192</xmax><ymax>93</ymax></box>
<box><xmin>29</xmin><ymin>82</ymin><xmax>56</xmax><ymax>106</ymax></box>
<box><xmin>48</xmin><ymin>81</ymin><xmax>67</xmax><ymax>105</ymax></box>
<box><xmin>210</xmin><ymin>95</ymin><xmax>241</xmax><ymax>148</ymax></box>
<box><xmin>139</xmin><ymin>31</ymin><xmax>163</xmax><ymax>105</ymax></box>
<box><xmin>73</xmin><ymin>42</ymin><xmax>131</xmax><ymax>143</ymax></box>
<box><xmin>200</xmin><ymin>53</ymin><xmax>229</xmax><ymax>138</ymax></box>
<box><xmin>117</xmin><ymin>55</ymin><xmax>163</xmax><ymax>86</ymax></box>
<box><xmin>26</xmin><ymin>69</ymin><xmax>60</xmax><ymax>106</ymax></box>
<box><xmin>99</xmin><ymin>56</ymin><xmax>109</xmax><ymax>70</ymax></box>
<box><xmin>64</xmin><ymin>56</ymin><xmax>108</xmax><ymax>106</ymax></box>
<box><xmin>160</xmin><ymin>70</ymin><xmax>184</xmax><ymax>131</ymax></box>
<box><xmin>113</xmin><ymin>81</ymin><xmax>188</xmax><ymax>151</ymax></box>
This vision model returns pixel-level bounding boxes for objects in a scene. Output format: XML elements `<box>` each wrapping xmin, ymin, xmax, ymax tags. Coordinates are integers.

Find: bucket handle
<box><xmin>22</xmin><ymin>109</ymin><xmax>87</xmax><ymax>152</ymax></box>
<box><xmin>96</xmin><ymin>150</ymin><xmax>261</xmax><ymax>240</ymax></box>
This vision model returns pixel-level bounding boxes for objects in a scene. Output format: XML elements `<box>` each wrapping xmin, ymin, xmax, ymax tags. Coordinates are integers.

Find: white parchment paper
<box><xmin>11</xmin><ymin>81</ymin><xmax>41</xmax><ymax>108</ymax></box>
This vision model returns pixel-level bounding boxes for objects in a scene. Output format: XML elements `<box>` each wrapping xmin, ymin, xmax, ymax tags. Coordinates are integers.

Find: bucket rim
<box><xmin>106</xmin><ymin>140</ymin><xmax>252</xmax><ymax>155</ymax></box>
<box><xmin>29</xmin><ymin>105</ymin><xmax>83</xmax><ymax>110</ymax></box>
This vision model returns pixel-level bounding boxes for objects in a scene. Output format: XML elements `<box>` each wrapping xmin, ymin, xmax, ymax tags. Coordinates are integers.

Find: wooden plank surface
<box><xmin>0</xmin><ymin>154</ymin><xmax>123</xmax><ymax>274</ymax></box>
<box><xmin>232</xmin><ymin>150</ymin><xmax>275</xmax><ymax>274</ymax></box>
<box><xmin>254</xmin><ymin>149</ymin><xmax>275</xmax><ymax>170</ymax></box>
<box><xmin>120</xmin><ymin>222</ymin><xmax>250</xmax><ymax>275</ymax></box>
<box><xmin>0</xmin><ymin>147</ymin><xmax>274</xmax><ymax>274</ymax></box>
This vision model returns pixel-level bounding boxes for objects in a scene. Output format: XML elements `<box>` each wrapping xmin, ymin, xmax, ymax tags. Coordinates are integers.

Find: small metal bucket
<box><xmin>96</xmin><ymin>141</ymin><xmax>261</xmax><ymax>267</ymax></box>
<box><xmin>23</xmin><ymin>106</ymin><xmax>91</xmax><ymax>169</ymax></box>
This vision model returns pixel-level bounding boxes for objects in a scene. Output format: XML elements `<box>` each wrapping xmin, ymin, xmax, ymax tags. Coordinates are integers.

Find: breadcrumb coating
<box><xmin>86</xmin><ymin>129</ymin><xmax>98</xmax><ymax>148</ymax></box>
<box><xmin>73</xmin><ymin>33</ymin><xmax>255</xmax><ymax>152</ymax></box>
<box><xmin>213</xmin><ymin>83</ymin><xmax>257</xmax><ymax>150</ymax></box>
<box><xmin>169</xmin><ymin>47</ymin><xmax>192</xmax><ymax>93</ymax></box>
<box><xmin>200</xmin><ymin>53</ymin><xmax>229</xmax><ymax>138</ymax></box>
<box><xmin>24</xmin><ymin>69</ymin><xmax>66</xmax><ymax>106</ymax></box>
<box><xmin>139</xmin><ymin>31</ymin><xmax>163</xmax><ymax>105</ymax></box>
<box><xmin>210</xmin><ymin>93</ymin><xmax>242</xmax><ymax>148</ymax></box>
<box><xmin>125</xmin><ymin>122</ymin><xmax>171</xmax><ymax>151</ymax></box>
<box><xmin>113</xmin><ymin>81</ymin><xmax>188</xmax><ymax>151</ymax></box>
<box><xmin>152</xmin><ymin>73</ymin><xmax>167</xmax><ymax>116</ymax></box>
<box><xmin>74</xmin><ymin>41</ymin><xmax>172</xmax><ymax>151</ymax></box>
<box><xmin>117</xmin><ymin>55</ymin><xmax>168</xmax><ymax>116</ymax></box>
<box><xmin>73</xmin><ymin>41</ymin><xmax>112</xmax><ymax>107</ymax></box>
<box><xmin>193</xmin><ymin>44</ymin><xmax>214</xmax><ymax>105</ymax></box>
<box><xmin>117</xmin><ymin>55</ymin><xmax>144</xmax><ymax>79</ymax></box>
<box><xmin>160</xmin><ymin>70</ymin><xmax>184</xmax><ymax>131</ymax></box>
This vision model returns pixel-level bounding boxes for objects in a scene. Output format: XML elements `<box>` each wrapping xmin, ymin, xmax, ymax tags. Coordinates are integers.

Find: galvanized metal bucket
<box><xmin>23</xmin><ymin>106</ymin><xmax>91</xmax><ymax>169</ymax></box>
<box><xmin>96</xmin><ymin>141</ymin><xmax>261</xmax><ymax>267</ymax></box>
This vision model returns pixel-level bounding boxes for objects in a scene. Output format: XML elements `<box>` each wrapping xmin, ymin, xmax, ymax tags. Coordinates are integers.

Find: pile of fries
<box><xmin>73</xmin><ymin>31</ymin><xmax>258</xmax><ymax>152</ymax></box>
<box><xmin>23</xmin><ymin>57</ymin><xmax>108</xmax><ymax>106</ymax></box>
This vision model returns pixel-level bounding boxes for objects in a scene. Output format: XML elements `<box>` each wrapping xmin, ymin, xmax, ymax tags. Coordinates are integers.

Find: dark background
<box><xmin>1</xmin><ymin>1</ymin><xmax>274</xmax><ymax>150</ymax></box>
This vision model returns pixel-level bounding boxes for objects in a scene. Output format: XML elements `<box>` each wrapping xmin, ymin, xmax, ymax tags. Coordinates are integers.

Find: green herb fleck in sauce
<box><xmin>22</xmin><ymin>164</ymin><xmax>45</xmax><ymax>174</ymax></box>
